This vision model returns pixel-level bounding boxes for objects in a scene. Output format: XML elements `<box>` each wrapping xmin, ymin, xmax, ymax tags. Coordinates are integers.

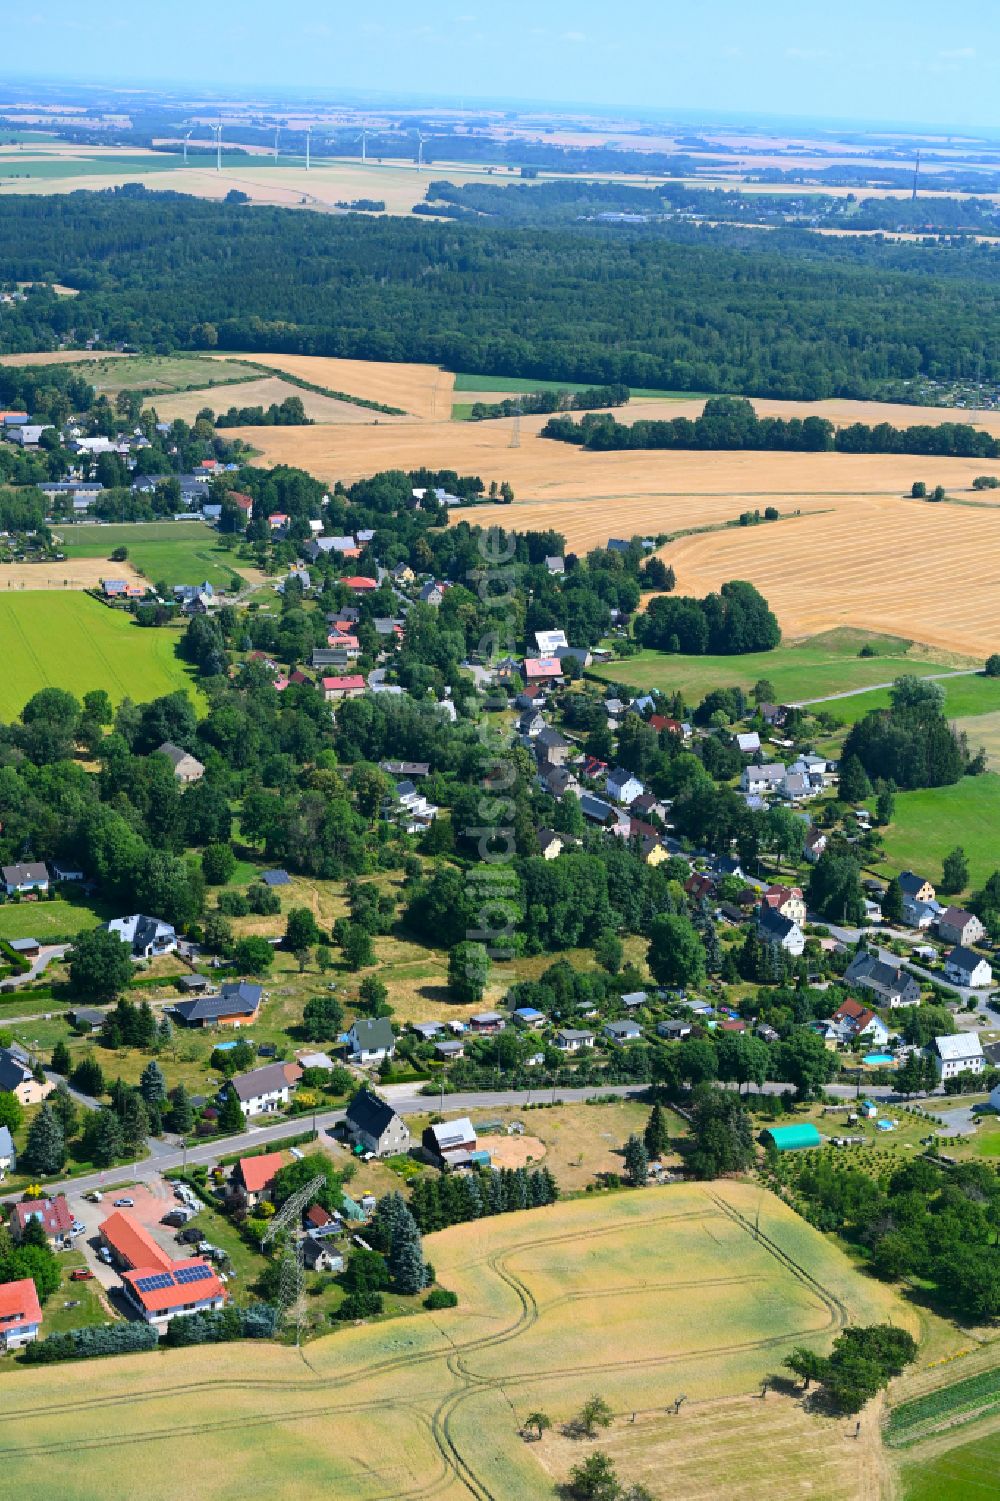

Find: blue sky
<box><xmin>5</xmin><ymin>0</ymin><xmax>1000</xmax><ymax>130</ymax></box>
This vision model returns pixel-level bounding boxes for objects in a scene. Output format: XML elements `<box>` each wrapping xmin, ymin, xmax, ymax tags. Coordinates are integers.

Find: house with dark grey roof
<box><xmin>347</xmin><ymin>1017</ymin><xmax>396</xmax><ymax>1065</ymax></box>
<box><xmin>103</xmin><ymin>913</ymin><xmax>177</xmax><ymax>959</ymax></box>
<box><xmin>844</xmin><ymin>952</ymin><xmax>921</xmax><ymax>1008</ymax></box>
<box><xmin>605</xmin><ymin>1020</ymin><xmax>643</xmax><ymax>1044</ymax></box>
<box><xmin>173</xmin><ymin>982</ymin><xmax>262</xmax><ymax>1028</ymax></box>
<box><xmin>344</xmin><ymin>1089</ymin><xmax>410</xmax><ymax>1157</ymax></box>
<box><xmin>155</xmin><ymin>741</ymin><xmax>205</xmax><ymax>784</ymax></box>
<box><xmin>228</xmin><ymin>1061</ymin><xmax>302</xmax><ymax>1115</ymax></box>
<box><xmin>2</xmin><ymin>862</ymin><xmax>49</xmax><ymax>895</ymax></box>
<box><xmin>757</xmin><ymin>906</ymin><xmax>805</xmax><ymax>956</ymax></box>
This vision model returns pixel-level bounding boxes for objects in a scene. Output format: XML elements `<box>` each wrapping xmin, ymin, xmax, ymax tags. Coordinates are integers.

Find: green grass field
<box><xmin>57</xmin><ymin>521</ymin><xmax>244</xmax><ymax>591</ymax></box>
<box><xmin>901</xmin><ymin>1430</ymin><xmax>1000</xmax><ymax>1500</ymax></box>
<box><xmin>0</xmin><ymin>593</ymin><xmax>199</xmax><ymax>719</ymax></box>
<box><xmin>874</xmin><ymin>774</ymin><xmax>1000</xmax><ymax>891</ymax></box>
<box><xmin>824</xmin><ymin>674</ymin><xmax>1000</xmax><ymax>725</ymax></box>
<box><xmin>591</xmin><ymin>630</ymin><xmax>955</xmax><ymax>705</ymax></box>
<box><xmin>452</xmin><ymin>371</ymin><xmax>708</xmax><ymax>399</ymax></box>
<box><xmin>0</xmin><ymin>897</ymin><xmax>103</xmax><ymax>944</ymax></box>
<box><xmin>61</xmin><ymin>354</ymin><xmax>261</xmax><ymax>399</ymax></box>
<box><xmin>0</xmin><ymin>153</ymin><xmax>181</xmax><ymax>180</ymax></box>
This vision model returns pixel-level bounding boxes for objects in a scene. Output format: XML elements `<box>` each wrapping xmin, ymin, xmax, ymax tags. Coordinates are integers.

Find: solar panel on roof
<box><xmin>135</xmin><ymin>1272</ymin><xmax>174</xmax><ymax>1293</ymax></box>
<box><xmin>175</xmin><ymin>1263</ymin><xmax>213</xmax><ymax>1285</ymax></box>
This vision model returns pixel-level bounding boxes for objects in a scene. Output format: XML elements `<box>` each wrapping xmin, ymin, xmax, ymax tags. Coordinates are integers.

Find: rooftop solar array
<box><xmin>135</xmin><ymin>1272</ymin><xmax>173</xmax><ymax>1293</ymax></box>
<box><xmin>175</xmin><ymin>1264</ymin><xmax>213</xmax><ymax>1285</ymax></box>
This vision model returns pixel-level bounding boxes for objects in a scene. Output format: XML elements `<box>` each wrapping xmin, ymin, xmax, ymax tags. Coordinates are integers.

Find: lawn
<box><xmin>0</xmin><ymin>1185</ymin><xmax>912</xmax><ymax>1501</ymax></box>
<box><xmin>451</xmin><ymin>372</ymin><xmax>708</xmax><ymax>399</ymax></box>
<box><xmin>44</xmin><ymin>1252</ymin><xmax>112</xmax><ymax>1336</ymax></box>
<box><xmin>57</xmin><ymin>521</ymin><xmax>245</xmax><ymax>592</ymax></box>
<box><xmin>900</xmin><ymin>1429</ymin><xmax>1000</xmax><ymax>1500</ymax></box>
<box><xmin>824</xmin><ymin>673</ymin><xmax>1000</xmax><ymax>725</ymax></box>
<box><xmin>873</xmin><ymin>774</ymin><xmax>1000</xmax><ymax>892</ymax></box>
<box><xmin>0</xmin><ymin>896</ymin><xmax>104</xmax><ymax>943</ymax></box>
<box><xmin>0</xmin><ymin>593</ymin><xmax>199</xmax><ymax>719</ymax></box>
<box><xmin>590</xmin><ymin>629</ymin><xmax>956</xmax><ymax>705</ymax></box>
<box><xmin>64</xmin><ymin>354</ymin><xmax>262</xmax><ymax>399</ymax></box>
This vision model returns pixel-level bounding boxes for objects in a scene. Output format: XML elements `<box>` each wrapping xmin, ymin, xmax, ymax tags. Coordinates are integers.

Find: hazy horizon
<box><xmin>3</xmin><ymin>0</ymin><xmax>999</xmax><ymax>131</ymax></box>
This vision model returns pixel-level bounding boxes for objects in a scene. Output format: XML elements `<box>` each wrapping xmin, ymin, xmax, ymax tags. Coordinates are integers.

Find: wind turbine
<box><xmin>273</xmin><ymin>121</ymin><xmax>281</xmax><ymax>161</ymax></box>
<box><xmin>356</xmin><ymin>126</ymin><xmax>370</xmax><ymax>165</ymax></box>
<box><xmin>305</xmin><ymin>125</ymin><xmax>312</xmax><ymax>171</ymax></box>
<box><xmin>183</xmin><ymin>130</ymin><xmax>193</xmax><ymax>166</ymax></box>
<box><xmin>416</xmin><ymin>130</ymin><xmax>430</xmax><ymax>170</ymax></box>
<box><xmin>214</xmin><ymin>122</ymin><xmax>223</xmax><ymax>172</ymax></box>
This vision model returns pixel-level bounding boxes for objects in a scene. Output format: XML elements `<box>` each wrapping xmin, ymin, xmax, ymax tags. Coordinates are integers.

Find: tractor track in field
<box><xmin>0</xmin><ymin>1192</ymin><xmax>853</xmax><ymax>1498</ymax></box>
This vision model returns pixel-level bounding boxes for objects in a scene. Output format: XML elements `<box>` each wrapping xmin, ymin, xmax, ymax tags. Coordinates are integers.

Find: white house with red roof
<box><xmin>831</xmin><ymin>998</ymin><xmax>890</xmax><ymax>1048</ymax></box>
<box><xmin>523</xmin><ymin>657</ymin><xmax>564</xmax><ymax>683</ymax></box>
<box><xmin>227</xmin><ymin>1150</ymin><xmax>287</xmax><ymax>1210</ymax></box>
<box><xmin>100</xmin><ymin>1210</ymin><xmax>225</xmax><ymax>1334</ymax></box>
<box><xmin>0</xmin><ymin>1277</ymin><xmax>41</xmax><ymax>1350</ymax></box>
<box><xmin>322</xmin><ymin>675</ymin><xmax>367</xmax><ymax>702</ymax></box>
<box><xmin>10</xmin><ymin>1194</ymin><xmax>74</xmax><ymax>1250</ymax></box>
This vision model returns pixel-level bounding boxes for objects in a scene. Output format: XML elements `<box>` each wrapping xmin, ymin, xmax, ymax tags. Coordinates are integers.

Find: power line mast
<box><xmin>260</xmin><ymin>1173</ymin><xmax>326</xmax><ymax>1348</ymax></box>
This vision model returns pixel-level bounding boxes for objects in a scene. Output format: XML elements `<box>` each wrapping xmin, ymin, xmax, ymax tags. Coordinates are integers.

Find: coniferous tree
<box><xmin>624</xmin><ymin>1134</ymin><xmax>649</xmax><ymax>1187</ymax></box>
<box><xmin>169</xmin><ymin>1084</ymin><xmax>194</xmax><ymax>1135</ymax></box>
<box><xmin>139</xmin><ymin>1060</ymin><xmax>167</xmax><ymax>1109</ymax></box>
<box><xmin>86</xmin><ymin>1108</ymin><xmax>123</xmax><ymax>1168</ymax></box>
<box><xmin>118</xmin><ymin>1092</ymin><xmax>150</xmax><ymax>1156</ymax></box>
<box><xmin>643</xmin><ymin>1103</ymin><xmax>669</xmax><ymax>1160</ymax></box>
<box><xmin>23</xmin><ymin>1104</ymin><xmax>66</xmax><ymax>1175</ymax></box>
<box><xmin>49</xmin><ymin>1083</ymin><xmax>78</xmax><ymax>1139</ymax></box>
<box><xmin>51</xmin><ymin>1040</ymin><xmax>72</xmax><ymax>1077</ymax></box>
<box><xmin>218</xmin><ymin>1087</ymin><xmax>245</xmax><ymax>1133</ymax></box>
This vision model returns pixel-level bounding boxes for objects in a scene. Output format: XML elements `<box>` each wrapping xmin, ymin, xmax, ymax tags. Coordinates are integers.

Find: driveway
<box><xmin>64</xmin><ymin>1177</ymin><xmax>183</xmax><ymax>1295</ymax></box>
<box><xmin>0</xmin><ymin>943</ymin><xmax>70</xmax><ymax>992</ymax></box>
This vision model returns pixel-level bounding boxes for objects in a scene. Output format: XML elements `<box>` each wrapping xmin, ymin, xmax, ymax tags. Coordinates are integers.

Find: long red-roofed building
<box><xmin>100</xmin><ymin>1211</ymin><xmax>225</xmax><ymax>1333</ymax></box>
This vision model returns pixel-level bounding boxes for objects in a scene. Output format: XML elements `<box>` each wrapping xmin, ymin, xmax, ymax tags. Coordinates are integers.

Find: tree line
<box><xmin>543</xmin><ymin>396</ymin><xmax>1000</xmax><ymax>458</ymax></box>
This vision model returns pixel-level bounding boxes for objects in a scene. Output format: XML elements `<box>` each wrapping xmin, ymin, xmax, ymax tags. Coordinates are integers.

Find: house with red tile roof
<box><xmin>0</xmin><ymin>1277</ymin><xmax>41</xmax><ymax>1350</ymax></box>
<box><xmin>341</xmin><ymin>576</ymin><xmax>378</xmax><ymax>592</ymax></box>
<box><xmin>10</xmin><ymin>1194</ymin><xmax>74</xmax><ymax>1249</ymax></box>
<box><xmin>523</xmin><ymin>657</ymin><xmax>564</xmax><ymax>683</ymax></box>
<box><xmin>322</xmin><ymin>675</ymin><xmax>366</xmax><ymax>701</ymax></box>
<box><xmin>227</xmin><ymin>1150</ymin><xmax>287</xmax><ymax>1209</ymax></box>
<box><xmin>121</xmin><ymin>1258</ymin><xmax>226</xmax><ymax>1332</ymax></box>
<box><xmin>99</xmin><ymin>1210</ymin><xmax>174</xmax><ymax>1273</ymax></box>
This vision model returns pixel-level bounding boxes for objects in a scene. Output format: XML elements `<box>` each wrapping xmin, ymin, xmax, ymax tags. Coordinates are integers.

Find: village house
<box><xmin>322</xmin><ymin>674</ymin><xmax>367</xmax><ymax>702</ymax></box>
<box><xmin>10</xmin><ymin>1194</ymin><xmax>74</xmax><ymax>1249</ymax></box>
<box><xmin>757</xmin><ymin>906</ymin><xmax>805</xmax><ymax>957</ymax></box>
<box><xmin>605</xmin><ymin>1020</ymin><xmax>643</xmax><ymax>1044</ymax></box>
<box><xmin>534</xmin><ymin>629</ymin><xmax>569</xmax><ymax>655</ymax></box>
<box><xmin>155</xmin><ymin>741</ymin><xmax>206</xmax><ymax>784</ymax></box>
<box><xmin>523</xmin><ymin>657</ymin><xmax>564</xmax><ymax>684</ymax></box>
<box><xmin>103</xmin><ymin>913</ymin><xmax>177</xmax><ymax>959</ymax></box>
<box><xmin>606</xmin><ymin>767</ymin><xmax>644</xmax><ymax>805</ymax></box>
<box><xmin>845</xmin><ymin>952</ymin><xmax>922</xmax><ymax>1008</ymax></box>
<box><xmin>555</xmin><ymin>1028</ymin><xmax>595</xmax><ymax>1053</ymax></box>
<box><xmin>227</xmin><ymin>1151</ymin><xmax>286</xmax><ymax>1210</ymax></box>
<box><xmin>469</xmin><ymin>1012</ymin><xmax>506</xmax><ymax>1034</ymax></box>
<box><xmin>173</xmin><ymin>981</ymin><xmax>263</xmax><ymax>1029</ymax></box>
<box><xmin>830</xmin><ymin>999</ymin><xmax>891</xmax><ymax>1049</ymax></box>
<box><xmin>0</xmin><ymin>1126</ymin><xmax>15</xmax><ymax>1179</ymax></box>
<box><xmin>735</xmin><ymin>731</ymin><xmax>761</xmax><ymax>756</ymax></box>
<box><xmin>535</xmin><ymin>727</ymin><xmax>571</xmax><ymax>767</ymax></box>
<box><xmin>944</xmin><ymin>946</ymin><xmax>993</xmax><ymax>989</ymax></box>
<box><xmin>930</xmin><ymin>1033</ymin><xmax>985</xmax><ymax>1081</ymax></box>
<box><xmin>2</xmin><ymin>861</ymin><xmax>49</xmax><ymax>896</ymax></box>
<box><xmin>347</xmin><ymin>1017</ymin><xmax>396</xmax><ymax>1065</ymax></box>
<box><xmin>740</xmin><ymin>763</ymin><xmax>784</xmax><ymax>797</ymax></box>
<box><xmin>937</xmin><ymin>907</ymin><xmax>986</xmax><ymax>948</ymax></box>
<box><xmin>227</xmin><ymin>1061</ymin><xmax>302</xmax><ymax>1117</ymax></box>
<box><xmin>803</xmin><ymin>827</ymin><xmax>828</xmax><ymax>863</ymax></box>
<box><xmin>762</xmin><ymin>885</ymin><xmax>808</xmax><ymax>925</ymax></box>
<box><xmin>422</xmin><ymin>1118</ymin><xmax>481</xmax><ymax>1169</ymax></box>
<box><xmin>537</xmin><ymin>829</ymin><xmax>564</xmax><ymax>860</ymax></box>
<box><xmin>899</xmin><ymin>871</ymin><xmax>936</xmax><ymax>906</ymax></box>
<box><xmin>657</xmin><ymin>1019</ymin><xmax>692</xmax><ymax>1040</ymax></box>
<box><xmin>0</xmin><ymin>1278</ymin><xmax>41</xmax><ymax>1352</ymax></box>
<box><xmin>0</xmin><ymin>1049</ymin><xmax>53</xmax><ymax>1107</ymax></box>
<box><xmin>344</xmin><ymin>1089</ymin><xmax>411</xmax><ymax>1158</ymax></box>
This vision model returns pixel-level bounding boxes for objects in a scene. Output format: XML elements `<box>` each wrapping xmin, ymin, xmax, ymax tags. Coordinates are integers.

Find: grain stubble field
<box><xmin>0</xmin><ymin>1185</ymin><xmax>911</xmax><ymax>1501</ymax></box>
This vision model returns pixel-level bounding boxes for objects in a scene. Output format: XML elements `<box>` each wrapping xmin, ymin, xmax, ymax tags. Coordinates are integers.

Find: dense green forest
<box><xmin>2</xmin><ymin>190</ymin><xmax>1000</xmax><ymax>398</ymax></box>
<box><xmin>543</xmin><ymin>396</ymin><xmax>1000</xmax><ymax>457</ymax></box>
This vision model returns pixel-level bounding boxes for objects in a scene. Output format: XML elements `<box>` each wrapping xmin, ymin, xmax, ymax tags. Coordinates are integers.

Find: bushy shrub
<box><xmin>424</xmin><ymin>1287</ymin><xmax>458</xmax><ymax>1310</ymax></box>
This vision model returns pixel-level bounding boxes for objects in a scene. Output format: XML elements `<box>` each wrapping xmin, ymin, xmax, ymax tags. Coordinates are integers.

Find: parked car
<box><xmin>177</xmin><ymin>1227</ymin><xmax>201</xmax><ymax>1245</ymax></box>
<box><xmin>113</xmin><ymin>1197</ymin><xmax>134</xmax><ymax>1208</ymax></box>
<box><xmin>85</xmin><ymin>1191</ymin><xmax>103</xmax><ymax>1203</ymax></box>
<box><xmin>98</xmin><ymin>1247</ymin><xmax>112</xmax><ymax>1264</ymax></box>
<box><xmin>69</xmin><ymin>1268</ymin><xmax>94</xmax><ymax>1281</ymax></box>
<box><xmin>71</xmin><ymin>1220</ymin><xmax>85</xmax><ymax>1235</ymax></box>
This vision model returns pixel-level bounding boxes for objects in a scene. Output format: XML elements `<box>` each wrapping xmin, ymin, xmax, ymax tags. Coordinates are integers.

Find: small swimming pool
<box><xmin>863</xmin><ymin>1052</ymin><xmax>894</xmax><ymax>1066</ymax></box>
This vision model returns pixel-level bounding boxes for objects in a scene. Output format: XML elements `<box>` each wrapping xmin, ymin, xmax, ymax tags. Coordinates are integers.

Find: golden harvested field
<box><xmin>621</xmin><ymin>394</ymin><xmax>1000</xmax><ymax>435</ymax></box>
<box><xmin>0</xmin><ymin>1185</ymin><xmax>912</xmax><ymax>1501</ymax></box>
<box><xmin>0</xmin><ymin>559</ymin><xmax>147</xmax><ymax>591</ymax></box>
<box><xmin>150</xmin><ymin>375</ymin><xmax>396</xmax><ymax>425</ymax></box>
<box><xmin>662</xmin><ymin>496</ymin><xmax>1000</xmax><ymax>658</ymax></box>
<box><xmin>219</xmin><ymin>353</ymin><xmax>453</xmax><ymax>420</ymax></box>
<box><xmin>0</xmin><ymin>349</ymin><xmax>131</xmax><ymax>367</ymax></box>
